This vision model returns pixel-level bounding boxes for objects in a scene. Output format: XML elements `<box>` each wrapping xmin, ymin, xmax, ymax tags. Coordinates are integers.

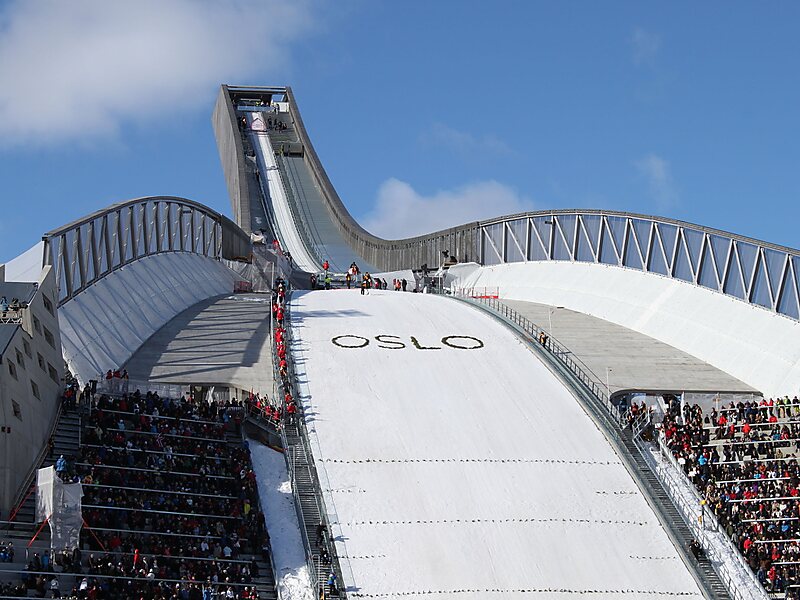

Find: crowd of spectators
<box><xmin>2</xmin><ymin>384</ymin><xmax>274</xmax><ymax>599</ymax></box>
<box><xmin>247</xmin><ymin>278</ymin><xmax>299</xmax><ymax>431</ymax></box>
<box><xmin>660</xmin><ymin>395</ymin><xmax>800</xmax><ymax>596</ymax></box>
<box><xmin>0</xmin><ymin>540</ymin><xmax>15</xmax><ymax>562</ymax></box>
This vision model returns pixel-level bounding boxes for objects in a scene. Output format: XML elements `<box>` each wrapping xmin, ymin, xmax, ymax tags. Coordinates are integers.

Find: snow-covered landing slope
<box><xmin>289</xmin><ymin>290</ymin><xmax>702</xmax><ymax>599</ymax></box>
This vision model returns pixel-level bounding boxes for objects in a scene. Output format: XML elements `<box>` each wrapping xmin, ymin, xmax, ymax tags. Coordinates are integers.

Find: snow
<box><xmin>289</xmin><ymin>289</ymin><xmax>704</xmax><ymax>599</ymax></box>
<box><xmin>248</xmin><ymin>114</ymin><xmax>319</xmax><ymax>272</ymax></box>
<box><xmin>250</xmin><ymin>441</ymin><xmax>315</xmax><ymax>600</ymax></box>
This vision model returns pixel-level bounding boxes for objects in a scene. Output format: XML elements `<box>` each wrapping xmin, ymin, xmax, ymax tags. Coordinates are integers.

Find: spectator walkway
<box><xmin>502</xmin><ymin>299</ymin><xmax>757</xmax><ymax>396</ymax></box>
<box><xmin>123</xmin><ymin>294</ymin><xmax>274</xmax><ymax>395</ymax></box>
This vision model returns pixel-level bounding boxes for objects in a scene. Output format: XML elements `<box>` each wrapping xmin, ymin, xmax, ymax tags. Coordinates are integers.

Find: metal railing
<box><xmin>281</xmin><ymin>427</ymin><xmax>321</xmax><ymax>593</ymax></box>
<box><xmin>42</xmin><ymin>196</ymin><xmax>235</xmax><ymax>307</ymax></box>
<box><xmin>94</xmin><ymin>377</ymin><xmax>190</xmax><ymax>401</ymax></box>
<box><xmin>448</xmin><ymin>291</ymin><xmax>626</xmax><ymax>425</ymax></box>
<box><xmin>261</xmin><ymin>290</ymin><xmax>350</xmax><ymax>596</ymax></box>
<box><xmin>2</xmin><ymin>402</ymin><xmax>64</xmax><ymax>529</ymax></box>
<box><xmin>0</xmin><ymin>306</ymin><xmax>25</xmax><ymax>324</ymax></box>
<box><xmin>656</xmin><ymin>433</ymin><xmax>767</xmax><ymax>600</ymax></box>
<box><xmin>629</xmin><ymin>413</ymin><xmax>768</xmax><ymax>600</ymax></box>
<box><xmin>273</xmin><ymin>152</ymin><xmax>326</xmax><ymax>269</ymax></box>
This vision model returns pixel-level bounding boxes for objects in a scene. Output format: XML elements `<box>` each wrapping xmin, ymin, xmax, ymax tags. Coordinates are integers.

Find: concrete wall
<box><xmin>215</xmin><ymin>85</ymin><xmax>481</xmax><ymax>272</ymax></box>
<box><xmin>456</xmin><ymin>261</ymin><xmax>800</xmax><ymax>398</ymax></box>
<box><xmin>285</xmin><ymin>87</ymin><xmax>480</xmax><ymax>272</ymax></box>
<box><xmin>213</xmin><ymin>85</ymin><xmax>252</xmax><ymax>232</ymax></box>
<box><xmin>0</xmin><ymin>266</ymin><xmax>63</xmax><ymax>515</ymax></box>
<box><xmin>58</xmin><ymin>252</ymin><xmax>237</xmax><ymax>384</ymax></box>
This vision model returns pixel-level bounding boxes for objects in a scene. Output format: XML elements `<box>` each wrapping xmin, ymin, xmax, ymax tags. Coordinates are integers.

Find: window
<box><xmin>23</xmin><ymin>339</ymin><xmax>31</xmax><ymax>358</ymax></box>
<box><xmin>12</xmin><ymin>400</ymin><xmax>21</xmax><ymax>420</ymax></box>
<box><xmin>8</xmin><ymin>360</ymin><xmax>17</xmax><ymax>380</ymax></box>
<box><xmin>42</xmin><ymin>295</ymin><xmax>54</xmax><ymax>316</ymax></box>
<box><xmin>33</xmin><ymin>316</ymin><xmax>41</xmax><ymax>334</ymax></box>
<box><xmin>15</xmin><ymin>349</ymin><xmax>25</xmax><ymax>370</ymax></box>
<box><xmin>47</xmin><ymin>363</ymin><xmax>58</xmax><ymax>383</ymax></box>
<box><xmin>31</xmin><ymin>380</ymin><xmax>40</xmax><ymax>399</ymax></box>
<box><xmin>43</xmin><ymin>327</ymin><xmax>54</xmax><ymax>349</ymax></box>
<box><xmin>37</xmin><ymin>353</ymin><xmax>45</xmax><ymax>370</ymax></box>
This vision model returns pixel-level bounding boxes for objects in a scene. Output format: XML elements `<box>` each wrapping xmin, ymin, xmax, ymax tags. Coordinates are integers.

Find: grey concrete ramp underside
<box><xmin>503</xmin><ymin>299</ymin><xmax>756</xmax><ymax>396</ymax></box>
<box><xmin>279</xmin><ymin>154</ymin><xmax>374</xmax><ymax>272</ymax></box>
<box><xmin>124</xmin><ymin>294</ymin><xmax>273</xmax><ymax>394</ymax></box>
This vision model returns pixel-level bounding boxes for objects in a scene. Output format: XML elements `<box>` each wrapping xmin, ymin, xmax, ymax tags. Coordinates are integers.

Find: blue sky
<box><xmin>1</xmin><ymin>0</ymin><xmax>798</xmax><ymax>261</ymax></box>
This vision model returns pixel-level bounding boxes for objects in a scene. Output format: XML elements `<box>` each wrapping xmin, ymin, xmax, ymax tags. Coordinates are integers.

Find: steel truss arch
<box><xmin>42</xmin><ymin>196</ymin><xmax>235</xmax><ymax>307</ymax></box>
<box><xmin>478</xmin><ymin>210</ymin><xmax>800</xmax><ymax>322</ymax></box>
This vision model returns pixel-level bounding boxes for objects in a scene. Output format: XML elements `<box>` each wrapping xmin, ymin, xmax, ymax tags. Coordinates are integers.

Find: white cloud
<box><xmin>361</xmin><ymin>178</ymin><xmax>534</xmax><ymax>239</ymax></box>
<box><xmin>635</xmin><ymin>153</ymin><xmax>677</xmax><ymax>209</ymax></box>
<box><xmin>0</xmin><ymin>0</ymin><xmax>313</xmax><ymax>146</ymax></box>
<box><xmin>421</xmin><ymin>122</ymin><xmax>512</xmax><ymax>157</ymax></box>
<box><xmin>631</xmin><ymin>27</ymin><xmax>661</xmax><ymax>66</ymax></box>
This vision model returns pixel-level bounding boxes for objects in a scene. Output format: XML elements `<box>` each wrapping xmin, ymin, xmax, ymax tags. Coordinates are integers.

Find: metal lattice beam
<box><xmin>477</xmin><ymin>211</ymin><xmax>800</xmax><ymax>323</ymax></box>
<box><xmin>43</xmin><ymin>196</ymin><xmax>227</xmax><ymax>306</ymax></box>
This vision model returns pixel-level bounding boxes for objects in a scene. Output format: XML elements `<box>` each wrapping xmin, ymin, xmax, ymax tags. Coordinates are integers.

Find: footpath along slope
<box><xmin>289</xmin><ymin>289</ymin><xmax>702</xmax><ymax>599</ymax></box>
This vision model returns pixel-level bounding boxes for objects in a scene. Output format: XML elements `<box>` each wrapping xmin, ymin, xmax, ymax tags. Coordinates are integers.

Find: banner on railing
<box><xmin>454</xmin><ymin>286</ymin><xmax>499</xmax><ymax>299</ymax></box>
<box><xmin>234</xmin><ymin>280</ymin><xmax>254</xmax><ymax>293</ymax></box>
<box><xmin>36</xmin><ymin>466</ymin><xmax>83</xmax><ymax>552</ymax></box>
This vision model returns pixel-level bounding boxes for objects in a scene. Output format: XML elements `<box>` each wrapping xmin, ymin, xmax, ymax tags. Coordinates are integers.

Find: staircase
<box><xmin>4</xmin><ymin>409</ymin><xmax>81</xmax><ymax>538</ymax></box>
<box><xmin>282</xmin><ymin>420</ymin><xmax>330</xmax><ymax>591</ymax></box>
<box><xmin>619</xmin><ymin>429</ymin><xmax>731</xmax><ymax>600</ymax></box>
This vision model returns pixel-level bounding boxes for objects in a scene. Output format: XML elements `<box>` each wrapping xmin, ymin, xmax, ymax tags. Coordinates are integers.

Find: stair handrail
<box><xmin>279</xmin><ymin>293</ymin><xmax>354</xmax><ymax>595</ymax></box>
<box><xmin>451</xmin><ymin>291</ymin><xmax>626</xmax><ymax>425</ymax></box>
<box><xmin>273</xmin><ymin>153</ymin><xmax>327</xmax><ymax>269</ymax></box>
<box><xmin>4</xmin><ymin>401</ymin><xmax>64</xmax><ymax>527</ymax></box>
<box><xmin>267</xmin><ymin>290</ymin><xmax>344</xmax><ymax>595</ymax></box>
<box><xmin>281</xmin><ymin>427</ymin><xmax>320</xmax><ymax>593</ymax></box>
<box><xmin>647</xmin><ymin>433</ymin><xmax>768</xmax><ymax>599</ymax></box>
<box><xmin>630</xmin><ymin>408</ymin><xmax>652</xmax><ymax>438</ymax></box>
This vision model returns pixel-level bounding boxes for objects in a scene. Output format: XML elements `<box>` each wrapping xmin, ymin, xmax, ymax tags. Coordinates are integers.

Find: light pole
<box><xmin>548</xmin><ymin>306</ymin><xmax>565</xmax><ymax>337</ymax></box>
<box><xmin>606</xmin><ymin>367</ymin><xmax>613</xmax><ymax>397</ymax></box>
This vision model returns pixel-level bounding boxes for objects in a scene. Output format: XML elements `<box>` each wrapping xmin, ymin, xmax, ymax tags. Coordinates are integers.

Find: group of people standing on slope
<box><xmin>308</xmin><ymin>259</ymin><xmax>410</xmax><ymax>295</ymax></box>
<box><xmin>358</xmin><ymin>274</ymin><xmax>407</xmax><ymax>294</ymax></box>
<box><xmin>269</xmin><ymin>277</ymin><xmax>298</xmax><ymax>425</ymax></box>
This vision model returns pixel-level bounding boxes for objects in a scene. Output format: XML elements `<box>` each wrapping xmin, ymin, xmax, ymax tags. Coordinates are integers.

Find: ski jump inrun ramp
<box><xmin>289</xmin><ymin>289</ymin><xmax>703</xmax><ymax>599</ymax></box>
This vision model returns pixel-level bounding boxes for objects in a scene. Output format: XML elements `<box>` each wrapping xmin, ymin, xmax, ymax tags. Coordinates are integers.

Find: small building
<box><xmin>0</xmin><ymin>250</ymin><xmax>64</xmax><ymax>517</ymax></box>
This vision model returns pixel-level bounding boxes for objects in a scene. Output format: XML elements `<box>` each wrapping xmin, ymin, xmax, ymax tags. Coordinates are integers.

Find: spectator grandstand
<box><xmin>0</xmin><ymin>384</ymin><xmax>280</xmax><ymax>600</ymax></box>
<box><xmin>661</xmin><ymin>396</ymin><xmax>800</xmax><ymax>597</ymax></box>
